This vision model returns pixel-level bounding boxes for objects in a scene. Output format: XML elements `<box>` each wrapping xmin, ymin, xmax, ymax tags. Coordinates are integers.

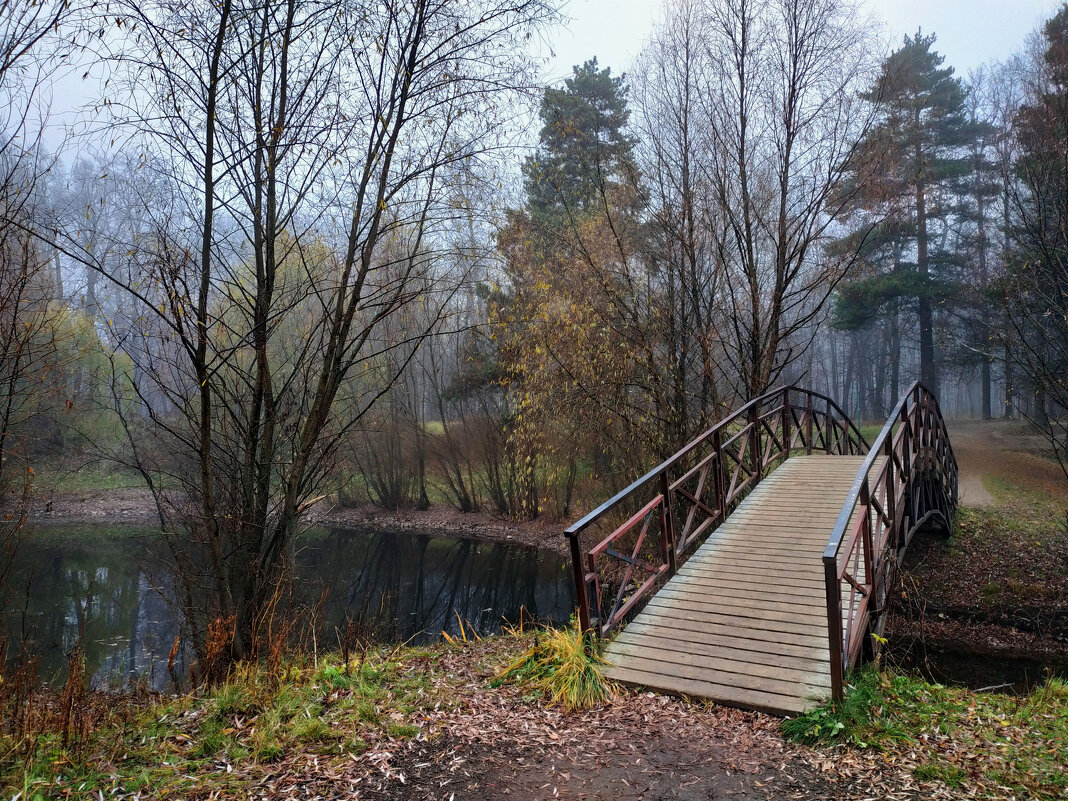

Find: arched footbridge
<box><xmin>565</xmin><ymin>384</ymin><xmax>958</xmax><ymax>715</ymax></box>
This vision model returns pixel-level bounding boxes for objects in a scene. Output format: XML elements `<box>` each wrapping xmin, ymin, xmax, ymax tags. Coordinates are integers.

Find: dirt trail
<box><xmin>947</xmin><ymin>419</ymin><xmax>1066</xmax><ymax>508</ymax></box>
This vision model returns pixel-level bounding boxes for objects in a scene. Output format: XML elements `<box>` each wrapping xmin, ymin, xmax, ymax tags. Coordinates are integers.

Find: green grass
<box><xmin>783</xmin><ymin>667</ymin><xmax>1068</xmax><ymax>799</ymax></box>
<box><xmin>857</xmin><ymin>423</ymin><xmax>886</xmax><ymax>445</ymax></box>
<box><xmin>913</xmin><ymin>761</ymin><xmax>968</xmax><ymax>787</ymax></box>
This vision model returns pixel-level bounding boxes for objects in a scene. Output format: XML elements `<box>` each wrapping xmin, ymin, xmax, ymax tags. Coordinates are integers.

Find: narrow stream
<box><xmin>886</xmin><ymin>638</ymin><xmax>1068</xmax><ymax>694</ymax></box>
<box><xmin>2</xmin><ymin>526</ymin><xmax>575</xmax><ymax>690</ymax></box>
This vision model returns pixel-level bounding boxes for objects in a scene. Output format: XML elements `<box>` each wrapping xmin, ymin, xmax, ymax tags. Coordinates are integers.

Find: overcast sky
<box><xmin>37</xmin><ymin>0</ymin><xmax>1067</xmax><ymax>155</ymax></box>
<box><xmin>541</xmin><ymin>0</ymin><xmax>1064</xmax><ymax>83</ymax></box>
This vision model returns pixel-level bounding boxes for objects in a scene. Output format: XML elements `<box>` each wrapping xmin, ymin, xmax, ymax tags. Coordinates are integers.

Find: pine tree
<box><xmin>522</xmin><ymin>58</ymin><xmax>637</xmax><ymax>219</ymax></box>
<box><xmin>832</xmin><ymin>32</ymin><xmax>981</xmax><ymax>398</ymax></box>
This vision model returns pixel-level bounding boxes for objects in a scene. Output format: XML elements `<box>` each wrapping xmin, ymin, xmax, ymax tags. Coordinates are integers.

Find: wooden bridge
<box><xmin>565</xmin><ymin>384</ymin><xmax>958</xmax><ymax>715</ymax></box>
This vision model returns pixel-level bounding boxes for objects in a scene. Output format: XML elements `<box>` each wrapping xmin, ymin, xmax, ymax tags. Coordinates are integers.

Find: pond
<box><xmin>2</xmin><ymin>526</ymin><xmax>575</xmax><ymax>690</ymax></box>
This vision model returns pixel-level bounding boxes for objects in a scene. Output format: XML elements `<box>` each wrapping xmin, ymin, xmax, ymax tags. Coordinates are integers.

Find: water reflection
<box><xmin>3</xmin><ymin>526</ymin><xmax>574</xmax><ymax>689</ymax></box>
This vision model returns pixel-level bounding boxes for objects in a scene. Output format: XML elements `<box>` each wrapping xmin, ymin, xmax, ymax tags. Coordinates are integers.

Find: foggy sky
<box><xmin>542</xmin><ymin>0</ymin><xmax>1063</xmax><ymax>82</ymax></box>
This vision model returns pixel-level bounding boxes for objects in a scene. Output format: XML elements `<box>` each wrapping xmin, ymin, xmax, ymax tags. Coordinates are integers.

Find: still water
<box><xmin>2</xmin><ymin>526</ymin><xmax>575</xmax><ymax>689</ymax></box>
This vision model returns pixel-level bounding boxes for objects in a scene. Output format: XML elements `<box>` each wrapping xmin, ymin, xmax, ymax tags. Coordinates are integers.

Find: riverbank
<box><xmin>27</xmin><ymin>486</ymin><xmax>568</xmax><ymax>552</ymax></box>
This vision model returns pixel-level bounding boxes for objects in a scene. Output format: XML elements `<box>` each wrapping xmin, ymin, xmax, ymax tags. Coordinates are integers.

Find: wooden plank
<box><xmin>667</xmin><ymin>572</ymin><xmax>826</xmax><ymax>602</ymax></box>
<box><xmin>640</xmin><ymin>598</ymin><xmax>829</xmax><ymax>639</ymax></box>
<box><xmin>610</xmin><ymin>636</ymin><xmax>833</xmax><ymax>679</ymax></box>
<box><xmin>694</xmin><ymin>540</ymin><xmax>826</xmax><ymax>559</ymax></box>
<box><xmin>702</xmin><ymin>529</ymin><xmax>830</xmax><ymax>547</ymax></box>
<box><xmin>606</xmin><ymin>641</ymin><xmax>830</xmax><ymax>692</ymax></box>
<box><xmin>720</xmin><ymin>512</ymin><xmax>847</xmax><ymax>527</ymax></box>
<box><xmin>625</xmin><ymin>609</ymin><xmax>828</xmax><ymax>650</ymax></box>
<box><xmin>604</xmin><ymin>665</ymin><xmax>822</xmax><ymax>715</ymax></box>
<box><xmin>684</xmin><ymin>549</ymin><xmax>823</xmax><ymax>571</ymax></box>
<box><xmin>699</xmin><ymin>531</ymin><xmax>830</xmax><ymax>547</ymax></box>
<box><xmin>605</xmin><ymin>655</ymin><xmax>818</xmax><ymax>705</ymax></box>
<box><xmin>646</xmin><ymin>596</ymin><xmax>828</xmax><ymax>631</ymax></box>
<box><xmin>702</xmin><ymin>521</ymin><xmax>834</xmax><ymax>538</ymax></box>
<box><xmin>611</xmin><ymin>628</ymin><xmax>830</xmax><ymax>671</ymax></box>
<box><xmin>682</xmin><ymin>553</ymin><xmax>824</xmax><ymax>578</ymax></box>
<box><xmin>676</xmin><ymin>563</ymin><xmax>826</xmax><ymax>589</ymax></box>
<box><xmin>666</xmin><ymin>570</ymin><xmax>826</xmax><ymax>602</ymax></box>
<box><xmin>659</xmin><ymin>581</ymin><xmax>829</xmax><ymax>613</ymax></box>
<box><xmin>654</xmin><ymin>585</ymin><xmax>829</xmax><ymax>621</ymax></box>
<box><xmin>622</xmin><ymin>619</ymin><xmax>830</xmax><ymax>662</ymax></box>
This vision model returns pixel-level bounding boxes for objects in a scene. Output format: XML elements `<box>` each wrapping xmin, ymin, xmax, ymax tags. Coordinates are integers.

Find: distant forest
<box><xmin>2</xmin><ymin>0</ymin><xmax>1066</xmax><ymax>654</ymax></box>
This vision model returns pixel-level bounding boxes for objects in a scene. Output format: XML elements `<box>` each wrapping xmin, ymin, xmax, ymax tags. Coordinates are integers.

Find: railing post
<box><xmin>884</xmin><ymin>432</ymin><xmax>898</xmax><ymax>550</ymax></box>
<box><xmin>824</xmin><ymin>555</ymin><xmax>844</xmax><ymax>703</ymax></box>
<box><xmin>567</xmin><ymin>532</ymin><xmax>592</xmax><ymax>634</ymax></box>
<box><xmin>859</xmin><ymin>479</ymin><xmax>876</xmax><ymax>629</ymax></box>
<box><xmin>805</xmin><ymin>392</ymin><xmax>813</xmax><ymax>455</ymax></box>
<box><xmin>825</xmin><ymin>398</ymin><xmax>834</xmax><ymax>454</ymax></box>
<box><xmin>783</xmin><ymin>387</ymin><xmax>792</xmax><ymax>456</ymax></box>
<box><xmin>749</xmin><ymin>403</ymin><xmax>763</xmax><ymax>481</ymax></box>
<box><xmin>659</xmin><ymin>469</ymin><xmax>678</xmax><ymax>576</ymax></box>
<box><xmin>712</xmin><ymin>427</ymin><xmax>726</xmax><ymax>522</ymax></box>
<box><xmin>901</xmin><ymin>402</ymin><xmax>912</xmax><ymax>480</ymax></box>
<box><xmin>912</xmin><ymin>386</ymin><xmax>922</xmax><ymax>450</ymax></box>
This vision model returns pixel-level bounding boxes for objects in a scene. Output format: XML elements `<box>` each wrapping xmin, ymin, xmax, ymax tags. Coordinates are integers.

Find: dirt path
<box><xmin>952</xmin><ymin>437</ymin><xmax>995</xmax><ymax>507</ymax></box>
<box><xmin>947</xmin><ymin>419</ymin><xmax>1067</xmax><ymax>508</ymax></box>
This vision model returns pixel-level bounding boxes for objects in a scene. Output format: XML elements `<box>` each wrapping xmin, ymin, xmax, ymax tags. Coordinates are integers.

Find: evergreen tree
<box><xmin>522</xmin><ymin>58</ymin><xmax>637</xmax><ymax>218</ymax></box>
<box><xmin>832</xmin><ymin>32</ymin><xmax>982</xmax><ymax>397</ymax></box>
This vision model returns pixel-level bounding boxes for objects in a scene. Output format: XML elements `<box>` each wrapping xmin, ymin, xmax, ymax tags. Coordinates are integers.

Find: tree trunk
<box><xmin>981</xmin><ymin>359</ymin><xmax>992</xmax><ymax>420</ymax></box>
<box><xmin>1004</xmin><ymin>341</ymin><xmax>1014</xmax><ymax>418</ymax></box>
<box><xmin>915</xmin><ymin>171</ymin><xmax>937</xmax><ymax>395</ymax></box>
<box><xmin>890</xmin><ymin>300</ymin><xmax>901</xmax><ymax>404</ymax></box>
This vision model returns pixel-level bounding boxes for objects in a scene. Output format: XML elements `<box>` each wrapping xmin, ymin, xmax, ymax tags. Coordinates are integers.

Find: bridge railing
<box><xmin>823</xmin><ymin>382</ymin><xmax>958</xmax><ymax>700</ymax></box>
<box><xmin>566</xmin><ymin>385</ymin><xmax>868</xmax><ymax>637</ymax></box>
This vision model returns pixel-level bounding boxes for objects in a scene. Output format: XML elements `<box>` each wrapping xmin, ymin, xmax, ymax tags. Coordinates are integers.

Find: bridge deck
<box><xmin>603</xmin><ymin>455</ymin><xmax>869</xmax><ymax>715</ymax></box>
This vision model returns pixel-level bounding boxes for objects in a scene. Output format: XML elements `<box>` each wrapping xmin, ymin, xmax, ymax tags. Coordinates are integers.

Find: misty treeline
<box><xmin>1</xmin><ymin>0</ymin><xmax>1066</xmax><ymax>662</ymax></box>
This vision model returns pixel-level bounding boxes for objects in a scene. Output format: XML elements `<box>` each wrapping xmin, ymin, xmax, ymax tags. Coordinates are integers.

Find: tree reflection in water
<box><xmin>3</xmin><ymin>527</ymin><xmax>574</xmax><ymax>689</ymax></box>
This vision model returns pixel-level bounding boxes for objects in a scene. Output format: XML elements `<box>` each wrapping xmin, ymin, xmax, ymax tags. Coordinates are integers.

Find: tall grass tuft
<box><xmin>781</xmin><ymin>666</ymin><xmax>888</xmax><ymax>744</ymax></box>
<box><xmin>495</xmin><ymin>623</ymin><xmax>615</xmax><ymax>711</ymax></box>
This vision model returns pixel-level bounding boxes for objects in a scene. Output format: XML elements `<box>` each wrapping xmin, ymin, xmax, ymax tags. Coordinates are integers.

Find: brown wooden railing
<box><xmin>823</xmin><ymin>383</ymin><xmax>958</xmax><ymax>700</ymax></box>
<box><xmin>565</xmin><ymin>386</ymin><xmax>868</xmax><ymax>637</ymax></box>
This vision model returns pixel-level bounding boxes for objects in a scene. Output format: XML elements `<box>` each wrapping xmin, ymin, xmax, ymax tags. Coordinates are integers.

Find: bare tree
<box><xmin>689</xmin><ymin>0</ymin><xmax>878</xmax><ymax>398</ymax></box>
<box><xmin>0</xmin><ymin>0</ymin><xmax>77</xmax><ymax>493</ymax></box>
<box><xmin>1005</xmin><ymin>10</ymin><xmax>1068</xmax><ymax>497</ymax></box>
<box><xmin>631</xmin><ymin>0</ymin><xmax>724</xmax><ymax>442</ymax></box>
<box><xmin>46</xmin><ymin>0</ymin><xmax>557</xmax><ymax>660</ymax></box>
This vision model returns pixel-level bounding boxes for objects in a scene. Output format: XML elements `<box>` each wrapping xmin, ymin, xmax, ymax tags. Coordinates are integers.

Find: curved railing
<box><xmin>565</xmin><ymin>386</ymin><xmax>868</xmax><ymax>637</ymax></box>
<box><xmin>823</xmin><ymin>382</ymin><xmax>958</xmax><ymax>700</ymax></box>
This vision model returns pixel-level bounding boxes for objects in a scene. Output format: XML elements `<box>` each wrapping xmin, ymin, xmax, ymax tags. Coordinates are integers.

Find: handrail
<box><xmin>565</xmin><ymin>385</ymin><xmax>869</xmax><ymax>637</ymax></box>
<box><xmin>823</xmin><ymin>383</ymin><xmax>919</xmax><ymax>561</ymax></box>
<box><xmin>822</xmin><ymin>382</ymin><xmax>958</xmax><ymax>700</ymax></box>
<box><xmin>566</xmin><ymin>386</ymin><xmax>865</xmax><ymax>537</ymax></box>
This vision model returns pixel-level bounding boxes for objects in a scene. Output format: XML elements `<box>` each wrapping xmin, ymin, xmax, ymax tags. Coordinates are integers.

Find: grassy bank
<box><xmin>1</xmin><ymin>644</ymin><xmax>471</xmax><ymax>800</ymax></box>
<box><xmin>784</xmin><ymin>667</ymin><xmax>1068</xmax><ymax>799</ymax></box>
